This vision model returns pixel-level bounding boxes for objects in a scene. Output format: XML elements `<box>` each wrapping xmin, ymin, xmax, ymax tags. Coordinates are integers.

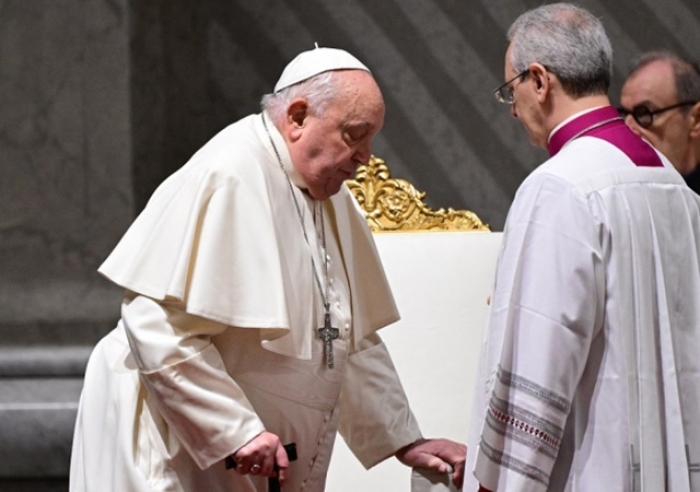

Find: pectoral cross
<box><xmin>318</xmin><ymin>312</ymin><xmax>340</xmax><ymax>369</ymax></box>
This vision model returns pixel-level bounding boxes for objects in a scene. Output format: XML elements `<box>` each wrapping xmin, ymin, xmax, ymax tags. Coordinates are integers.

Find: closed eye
<box><xmin>343</xmin><ymin>123</ymin><xmax>372</xmax><ymax>144</ymax></box>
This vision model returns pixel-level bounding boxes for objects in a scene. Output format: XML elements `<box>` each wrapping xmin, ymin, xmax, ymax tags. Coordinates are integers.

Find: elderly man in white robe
<box><xmin>69</xmin><ymin>46</ymin><xmax>466</xmax><ymax>492</ymax></box>
<box><xmin>464</xmin><ymin>4</ymin><xmax>700</xmax><ymax>492</ymax></box>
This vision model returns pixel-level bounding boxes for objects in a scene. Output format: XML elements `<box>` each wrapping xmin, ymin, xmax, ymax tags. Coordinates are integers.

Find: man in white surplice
<box><xmin>69</xmin><ymin>47</ymin><xmax>466</xmax><ymax>492</ymax></box>
<box><xmin>465</xmin><ymin>4</ymin><xmax>700</xmax><ymax>492</ymax></box>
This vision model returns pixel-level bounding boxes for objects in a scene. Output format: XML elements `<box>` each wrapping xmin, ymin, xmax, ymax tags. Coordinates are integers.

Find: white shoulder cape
<box><xmin>99</xmin><ymin>113</ymin><xmax>399</xmax><ymax>359</ymax></box>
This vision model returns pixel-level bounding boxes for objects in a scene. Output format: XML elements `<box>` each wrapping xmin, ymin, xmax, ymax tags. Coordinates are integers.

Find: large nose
<box><xmin>352</xmin><ymin>142</ymin><xmax>372</xmax><ymax>166</ymax></box>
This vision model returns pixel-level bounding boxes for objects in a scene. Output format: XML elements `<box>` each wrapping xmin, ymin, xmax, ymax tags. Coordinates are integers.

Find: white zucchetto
<box><xmin>274</xmin><ymin>46</ymin><xmax>370</xmax><ymax>93</ymax></box>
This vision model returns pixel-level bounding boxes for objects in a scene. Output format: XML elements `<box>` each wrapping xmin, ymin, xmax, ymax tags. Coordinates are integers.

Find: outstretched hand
<box><xmin>395</xmin><ymin>438</ymin><xmax>467</xmax><ymax>489</ymax></box>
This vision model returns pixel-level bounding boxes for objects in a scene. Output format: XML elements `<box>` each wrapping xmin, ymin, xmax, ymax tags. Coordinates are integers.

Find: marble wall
<box><xmin>0</xmin><ymin>0</ymin><xmax>131</xmax><ymax>342</ymax></box>
<box><xmin>0</xmin><ymin>1</ymin><xmax>131</xmax><ymax>489</ymax></box>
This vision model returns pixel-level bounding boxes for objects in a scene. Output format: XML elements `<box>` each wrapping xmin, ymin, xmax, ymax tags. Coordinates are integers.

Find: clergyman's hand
<box><xmin>232</xmin><ymin>431</ymin><xmax>289</xmax><ymax>484</ymax></box>
<box><xmin>395</xmin><ymin>438</ymin><xmax>467</xmax><ymax>489</ymax></box>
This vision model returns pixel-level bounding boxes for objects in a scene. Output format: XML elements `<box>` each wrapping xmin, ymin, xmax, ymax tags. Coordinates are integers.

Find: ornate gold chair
<box><xmin>346</xmin><ymin>156</ymin><xmax>490</xmax><ymax>233</ymax></box>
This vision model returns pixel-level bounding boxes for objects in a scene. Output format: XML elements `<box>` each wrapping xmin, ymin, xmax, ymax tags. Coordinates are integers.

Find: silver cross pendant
<box><xmin>318</xmin><ymin>312</ymin><xmax>340</xmax><ymax>369</ymax></box>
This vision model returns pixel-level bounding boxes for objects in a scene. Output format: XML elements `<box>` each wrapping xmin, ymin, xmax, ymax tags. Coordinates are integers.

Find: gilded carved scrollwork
<box><xmin>346</xmin><ymin>156</ymin><xmax>490</xmax><ymax>232</ymax></box>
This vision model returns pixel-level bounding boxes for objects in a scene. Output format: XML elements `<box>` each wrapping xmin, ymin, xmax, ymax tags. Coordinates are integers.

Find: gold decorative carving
<box><xmin>346</xmin><ymin>156</ymin><xmax>490</xmax><ymax>232</ymax></box>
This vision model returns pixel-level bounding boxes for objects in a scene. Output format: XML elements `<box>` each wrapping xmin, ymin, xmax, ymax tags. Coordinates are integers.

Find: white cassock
<box><xmin>69</xmin><ymin>113</ymin><xmax>422</xmax><ymax>492</ymax></box>
<box><xmin>465</xmin><ymin>134</ymin><xmax>700</xmax><ymax>491</ymax></box>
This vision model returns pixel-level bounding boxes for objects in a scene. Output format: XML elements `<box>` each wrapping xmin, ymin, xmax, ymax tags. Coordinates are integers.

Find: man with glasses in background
<box><xmin>619</xmin><ymin>51</ymin><xmax>700</xmax><ymax>193</ymax></box>
<box><xmin>464</xmin><ymin>3</ymin><xmax>700</xmax><ymax>491</ymax></box>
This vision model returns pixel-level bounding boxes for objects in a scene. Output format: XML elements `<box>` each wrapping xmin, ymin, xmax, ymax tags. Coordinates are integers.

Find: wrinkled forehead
<box><xmin>623</xmin><ymin>61</ymin><xmax>677</xmax><ymax>104</ymax></box>
<box><xmin>333</xmin><ymin>71</ymin><xmax>384</xmax><ymax>113</ymax></box>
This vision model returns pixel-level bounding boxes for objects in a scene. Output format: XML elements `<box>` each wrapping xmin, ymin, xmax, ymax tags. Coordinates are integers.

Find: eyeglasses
<box><xmin>617</xmin><ymin>101</ymin><xmax>698</xmax><ymax>129</ymax></box>
<box><xmin>494</xmin><ymin>69</ymin><xmax>530</xmax><ymax>104</ymax></box>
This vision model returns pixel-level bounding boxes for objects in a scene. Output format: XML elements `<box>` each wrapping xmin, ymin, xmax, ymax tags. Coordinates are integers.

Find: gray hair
<box><xmin>260</xmin><ymin>71</ymin><xmax>340</xmax><ymax>124</ymax></box>
<box><xmin>628</xmin><ymin>51</ymin><xmax>700</xmax><ymax>112</ymax></box>
<box><xmin>507</xmin><ymin>3</ymin><xmax>612</xmax><ymax>98</ymax></box>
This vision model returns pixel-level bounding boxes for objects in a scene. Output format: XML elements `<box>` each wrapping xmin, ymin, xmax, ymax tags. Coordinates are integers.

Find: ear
<box><xmin>286</xmin><ymin>98</ymin><xmax>310</xmax><ymax>142</ymax></box>
<box><xmin>529</xmin><ymin>62</ymin><xmax>550</xmax><ymax>103</ymax></box>
<box><xmin>689</xmin><ymin>102</ymin><xmax>700</xmax><ymax>139</ymax></box>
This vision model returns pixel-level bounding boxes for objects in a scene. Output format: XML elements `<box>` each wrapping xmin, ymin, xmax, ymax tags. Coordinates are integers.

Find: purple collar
<box><xmin>547</xmin><ymin>106</ymin><xmax>663</xmax><ymax>167</ymax></box>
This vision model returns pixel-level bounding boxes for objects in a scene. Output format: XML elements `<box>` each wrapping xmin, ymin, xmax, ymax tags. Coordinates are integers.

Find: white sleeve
<box><xmin>337</xmin><ymin>333</ymin><xmax>423</xmax><ymax>469</ymax></box>
<box><xmin>473</xmin><ymin>173</ymin><xmax>605</xmax><ymax>491</ymax></box>
<box><xmin>121</xmin><ymin>292</ymin><xmax>266</xmax><ymax>470</ymax></box>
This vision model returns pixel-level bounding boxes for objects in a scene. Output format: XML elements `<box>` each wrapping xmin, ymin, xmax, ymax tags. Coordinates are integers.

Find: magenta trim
<box><xmin>548</xmin><ymin>106</ymin><xmax>663</xmax><ymax>167</ymax></box>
